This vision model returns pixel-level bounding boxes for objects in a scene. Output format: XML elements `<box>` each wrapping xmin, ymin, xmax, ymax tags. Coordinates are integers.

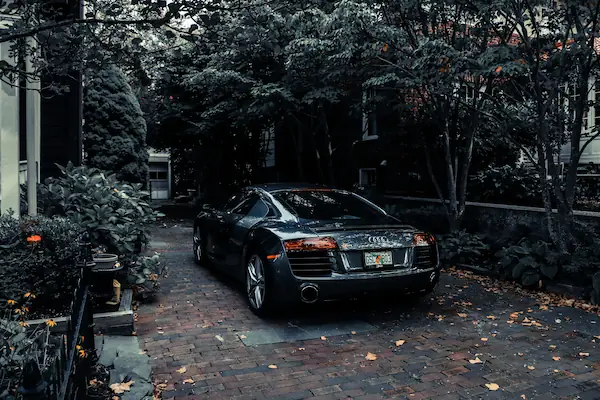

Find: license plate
<box><xmin>364</xmin><ymin>251</ymin><xmax>393</xmax><ymax>267</ymax></box>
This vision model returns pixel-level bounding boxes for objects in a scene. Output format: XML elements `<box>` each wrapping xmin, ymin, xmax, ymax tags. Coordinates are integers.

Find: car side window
<box><xmin>247</xmin><ymin>199</ymin><xmax>270</xmax><ymax>219</ymax></box>
<box><xmin>230</xmin><ymin>195</ymin><xmax>259</xmax><ymax>215</ymax></box>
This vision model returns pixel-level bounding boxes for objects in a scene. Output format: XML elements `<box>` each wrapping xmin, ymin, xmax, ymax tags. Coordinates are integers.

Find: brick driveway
<box><xmin>137</xmin><ymin>223</ymin><xmax>600</xmax><ymax>400</ymax></box>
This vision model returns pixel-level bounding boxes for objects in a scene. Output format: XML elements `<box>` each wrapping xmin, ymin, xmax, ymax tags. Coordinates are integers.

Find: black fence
<box><xmin>18</xmin><ymin>234</ymin><xmax>96</xmax><ymax>400</ymax></box>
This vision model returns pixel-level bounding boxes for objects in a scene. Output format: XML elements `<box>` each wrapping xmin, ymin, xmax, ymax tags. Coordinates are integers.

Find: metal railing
<box><xmin>18</xmin><ymin>233</ymin><xmax>96</xmax><ymax>400</ymax></box>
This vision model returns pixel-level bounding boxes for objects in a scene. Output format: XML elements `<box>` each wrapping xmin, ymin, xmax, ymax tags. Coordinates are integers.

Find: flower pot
<box><xmin>91</xmin><ymin>254</ymin><xmax>124</xmax><ymax>309</ymax></box>
<box><xmin>92</xmin><ymin>254</ymin><xmax>121</xmax><ymax>272</ymax></box>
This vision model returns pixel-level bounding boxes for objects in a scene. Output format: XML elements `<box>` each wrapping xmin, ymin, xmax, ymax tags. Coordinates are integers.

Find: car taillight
<box><xmin>284</xmin><ymin>237</ymin><xmax>338</xmax><ymax>252</ymax></box>
<box><xmin>413</xmin><ymin>233</ymin><xmax>435</xmax><ymax>246</ymax></box>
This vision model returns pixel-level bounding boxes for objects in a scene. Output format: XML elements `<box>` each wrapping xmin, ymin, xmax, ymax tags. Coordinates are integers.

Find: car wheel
<box><xmin>193</xmin><ymin>227</ymin><xmax>205</xmax><ymax>265</ymax></box>
<box><xmin>245</xmin><ymin>253</ymin><xmax>273</xmax><ymax>316</ymax></box>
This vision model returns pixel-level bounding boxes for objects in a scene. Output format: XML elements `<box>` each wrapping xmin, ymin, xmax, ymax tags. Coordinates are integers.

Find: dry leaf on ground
<box><xmin>239</xmin><ymin>335</ymin><xmax>247</xmax><ymax>339</ymax></box>
<box><xmin>457</xmin><ymin>313</ymin><xmax>468</xmax><ymax>318</ymax></box>
<box><xmin>268</xmin><ymin>365</ymin><xmax>278</xmax><ymax>369</ymax></box>
<box><xmin>176</xmin><ymin>367</ymin><xmax>186</xmax><ymax>374</ymax></box>
<box><xmin>485</xmin><ymin>383</ymin><xmax>500</xmax><ymax>391</ymax></box>
<box><xmin>365</xmin><ymin>352</ymin><xmax>378</xmax><ymax>361</ymax></box>
<box><xmin>469</xmin><ymin>357</ymin><xmax>483</xmax><ymax>364</ymax></box>
<box><xmin>183</xmin><ymin>378</ymin><xmax>194</xmax><ymax>384</ymax></box>
<box><xmin>110</xmin><ymin>380</ymin><xmax>134</xmax><ymax>394</ymax></box>
<box><xmin>321</xmin><ymin>336</ymin><xmax>327</xmax><ymax>340</ymax></box>
<box><xmin>552</xmin><ymin>356</ymin><xmax>561</xmax><ymax>361</ymax></box>
<box><xmin>579</xmin><ymin>352</ymin><xmax>590</xmax><ymax>357</ymax></box>
<box><xmin>481</xmin><ymin>338</ymin><xmax>488</xmax><ymax>342</ymax></box>
<box><xmin>351</xmin><ymin>331</ymin><xmax>356</xmax><ymax>335</ymax></box>
<box><xmin>487</xmin><ymin>315</ymin><xmax>496</xmax><ymax>320</ymax></box>
<box><xmin>395</xmin><ymin>340</ymin><xmax>406</xmax><ymax>347</ymax></box>
<box><xmin>298</xmin><ymin>347</ymin><xmax>305</xmax><ymax>351</ymax></box>
<box><xmin>527</xmin><ymin>365</ymin><xmax>535</xmax><ymax>370</ymax></box>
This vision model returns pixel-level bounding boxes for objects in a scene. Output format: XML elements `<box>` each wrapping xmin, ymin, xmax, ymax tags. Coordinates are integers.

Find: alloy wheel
<box><xmin>246</xmin><ymin>255</ymin><xmax>266</xmax><ymax>310</ymax></box>
<box><xmin>193</xmin><ymin>230</ymin><xmax>202</xmax><ymax>263</ymax></box>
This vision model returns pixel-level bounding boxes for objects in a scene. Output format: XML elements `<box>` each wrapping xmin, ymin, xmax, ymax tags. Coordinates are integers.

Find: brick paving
<box><xmin>137</xmin><ymin>223</ymin><xmax>600</xmax><ymax>400</ymax></box>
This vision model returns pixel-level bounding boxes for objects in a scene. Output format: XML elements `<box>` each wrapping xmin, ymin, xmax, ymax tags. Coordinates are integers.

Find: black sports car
<box><xmin>193</xmin><ymin>183</ymin><xmax>440</xmax><ymax>315</ymax></box>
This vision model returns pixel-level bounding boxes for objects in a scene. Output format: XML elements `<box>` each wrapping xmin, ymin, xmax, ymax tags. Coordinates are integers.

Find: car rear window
<box><xmin>272</xmin><ymin>190</ymin><xmax>385</xmax><ymax>221</ymax></box>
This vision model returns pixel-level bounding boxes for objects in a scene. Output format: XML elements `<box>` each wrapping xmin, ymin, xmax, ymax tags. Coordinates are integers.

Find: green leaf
<box><xmin>521</xmin><ymin>271</ymin><xmax>541</xmax><ymax>287</ymax></box>
<box><xmin>540</xmin><ymin>263</ymin><xmax>558</xmax><ymax>279</ymax></box>
<box><xmin>512</xmin><ymin>263</ymin><xmax>527</xmax><ymax>280</ymax></box>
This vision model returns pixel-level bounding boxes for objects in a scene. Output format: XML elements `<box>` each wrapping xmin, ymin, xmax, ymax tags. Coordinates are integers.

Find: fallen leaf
<box><xmin>110</xmin><ymin>380</ymin><xmax>134</xmax><ymax>394</ymax></box>
<box><xmin>215</xmin><ymin>335</ymin><xmax>224</xmax><ymax>342</ymax></box>
<box><xmin>580</xmin><ymin>352</ymin><xmax>590</xmax><ymax>357</ymax></box>
<box><xmin>527</xmin><ymin>365</ymin><xmax>535</xmax><ymax>370</ymax></box>
<box><xmin>89</xmin><ymin>379</ymin><xmax>98</xmax><ymax>386</ymax></box>
<box><xmin>481</xmin><ymin>338</ymin><xmax>488</xmax><ymax>342</ymax></box>
<box><xmin>156</xmin><ymin>383</ymin><xmax>168</xmax><ymax>390</ymax></box>
<box><xmin>395</xmin><ymin>340</ymin><xmax>406</xmax><ymax>347</ymax></box>
<box><xmin>487</xmin><ymin>315</ymin><xmax>496</xmax><ymax>320</ymax></box>
<box><xmin>176</xmin><ymin>367</ymin><xmax>186</xmax><ymax>374</ymax></box>
<box><xmin>469</xmin><ymin>357</ymin><xmax>483</xmax><ymax>364</ymax></box>
<box><xmin>594</xmin><ymin>336</ymin><xmax>600</xmax><ymax>340</ymax></box>
<box><xmin>486</xmin><ymin>383</ymin><xmax>500</xmax><ymax>391</ymax></box>
<box><xmin>268</xmin><ymin>365</ymin><xmax>278</xmax><ymax>369</ymax></box>
<box><xmin>365</xmin><ymin>352</ymin><xmax>378</xmax><ymax>361</ymax></box>
<box><xmin>554</xmin><ymin>369</ymin><xmax>559</xmax><ymax>373</ymax></box>
<box><xmin>321</xmin><ymin>336</ymin><xmax>327</xmax><ymax>340</ymax></box>
<box><xmin>183</xmin><ymin>378</ymin><xmax>194</xmax><ymax>384</ymax></box>
<box><xmin>518</xmin><ymin>353</ymin><xmax>524</xmax><ymax>357</ymax></box>
<box><xmin>521</xmin><ymin>395</ymin><xmax>527</xmax><ymax>400</ymax></box>
<box><xmin>351</xmin><ymin>331</ymin><xmax>356</xmax><ymax>335</ymax></box>
<box><xmin>298</xmin><ymin>347</ymin><xmax>305</xmax><ymax>351</ymax></box>
<box><xmin>457</xmin><ymin>313</ymin><xmax>468</xmax><ymax>318</ymax></box>
<box><xmin>549</xmin><ymin>345</ymin><xmax>557</xmax><ymax>350</ymax></box>
<box><xmin>239</xmin><ymin>335</ymin><xmax>247</xmax><ymax>339</ymax></box>
<box><xmin>495</xmin><ymin>66</ymin><xmax>503</xmax><ymax>73</ymax></box>
<box><xmin>539</xmin><ymin>305</ymin><xmax>548</xmax><ymax>311</ymax></box>
<box><xmin>552</xmin><ymin>356</ymin><xmax>561</xmax><ymax>361</ymax></box>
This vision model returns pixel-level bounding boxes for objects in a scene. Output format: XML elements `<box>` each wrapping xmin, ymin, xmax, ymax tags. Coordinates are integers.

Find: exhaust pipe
<box><xmin>300</xmin><ymin>284</ymin><xmax>319</xmax><ymax>304</ymax></box>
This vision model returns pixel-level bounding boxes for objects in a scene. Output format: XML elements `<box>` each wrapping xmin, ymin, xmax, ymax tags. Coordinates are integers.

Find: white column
<box><xmin>167</xmin><ymin>157</ymin><xmax>172</xmax><ymax>199</ymax></box>
<box><xmin>25</xmin><ymin>37</ymin><xmax>40</xmax><ymax>216</ymax></box>
<box><xmin>0</xmin><ymin>40</ymin><xmax>21</xmax><ymax>218</ymax></box>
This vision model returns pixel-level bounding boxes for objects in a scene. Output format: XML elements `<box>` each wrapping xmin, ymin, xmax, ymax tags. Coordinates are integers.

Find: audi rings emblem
<box><xmin>368</xmin><ymin>236</ymin><xmax>388</xmax><ymax>244</ymax></box>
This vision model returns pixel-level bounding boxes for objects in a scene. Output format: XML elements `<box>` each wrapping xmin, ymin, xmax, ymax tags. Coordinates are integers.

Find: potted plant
<box><xmin>91</xmin><ymin>247</ymin><xmax>124</xmax><ymax>308</ymax></box>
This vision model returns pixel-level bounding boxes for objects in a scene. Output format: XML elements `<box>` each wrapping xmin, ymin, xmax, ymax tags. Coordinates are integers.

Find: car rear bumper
<box><xmin>271</xmin><ymin>266</ymin><xmax>440</xmax><ymax>304</ymax></box>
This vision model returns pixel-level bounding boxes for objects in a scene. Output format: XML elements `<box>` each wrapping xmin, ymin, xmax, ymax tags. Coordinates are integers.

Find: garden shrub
<box><xmin>494</xmin><ymin>239</ymin><xmax>563</xmax><ymax>287</ymax></box>
<box><xmin>469</xmin><ymin>165</ymin><xmax>542</xmax><ymax>207</ymax></box>
<box><xmin>438</xmin><ymin>230</ymin><xmax>490</xmax><ymax>266</ymax></box>
<box><xmin>0</xmin><ymin>295</ymin><xmax>61</xmax><ymax>398</ymax></box>
<box><xmin>36</xmin><ymin>163</ymin><xmax>165</xmax><ymax>298</ymax></box>
<box><xmin>0</xmin><ymin>214</ymin><xmax>81</xmax><ymax>315</ymax></box>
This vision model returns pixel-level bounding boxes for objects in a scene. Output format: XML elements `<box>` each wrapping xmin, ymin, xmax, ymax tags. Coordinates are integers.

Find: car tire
<box><xmin>245</xmin><ymin>252</ymin><xmax>276</xmax><ymax>317</ymax></box>
<box><xmin>193</xmin><ymin>227</ymin><xmax>206</xmax><ymax>266</ymax></box>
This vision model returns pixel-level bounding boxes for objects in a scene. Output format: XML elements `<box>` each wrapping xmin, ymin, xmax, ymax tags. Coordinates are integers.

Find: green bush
<box><xmin>0</xmin><ymin>214</ymin><xmax>81</xmax><ymax>314</ymax></box>
<box><xmin>438</xmin><ymin>230</ymin><xmax>490</xmax><ymax>266</ymax></box>
<box><xmin>37</xmin><ymin>163</ymin><xmax>165</xmax><ymax>297</ymax></box>
<box><xmin>494</xmin><ymin>239</ymin><xmax>562</xmax><ymax>287</ymax></box>
<box><xmin>469</xmin><ymin>165</ymin><xmax>542</xmax><ymax>207</ymax></box>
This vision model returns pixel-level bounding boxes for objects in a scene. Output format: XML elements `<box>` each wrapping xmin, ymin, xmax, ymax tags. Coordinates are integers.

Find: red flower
<box><xmin>26</xmin><ymin>235</ymin><xmax>42</xmax><ymax>243</ymax></box>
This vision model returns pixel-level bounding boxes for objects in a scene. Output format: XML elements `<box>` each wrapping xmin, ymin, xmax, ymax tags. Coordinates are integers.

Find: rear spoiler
<box><xmin>311</xmin><ymin>224</ymin><xmax>416</xmax><ymax>232</ymax></box>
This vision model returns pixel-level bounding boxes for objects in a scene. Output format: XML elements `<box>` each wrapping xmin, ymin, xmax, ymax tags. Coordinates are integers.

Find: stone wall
<box><xmin>379</xmin><ymin>196</ymin><xmax>600</xmax><ymax>239</ymax></box>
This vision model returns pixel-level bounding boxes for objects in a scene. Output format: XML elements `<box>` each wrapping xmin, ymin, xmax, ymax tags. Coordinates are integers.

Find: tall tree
<box><xmin>467</xmin><ymin>0</ymin><xmax>600</xmax><ymax>252</ymax></box>
<box><xmin>83</xmin><ymin>64</ymin><xmax>149</xmax><ymax>185</ymax></box>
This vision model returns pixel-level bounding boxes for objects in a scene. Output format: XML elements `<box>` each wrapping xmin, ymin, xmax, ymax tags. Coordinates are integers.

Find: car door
<box><xmin>225</xmin><ymin>196</ymin><xmax>273</xmax><ymax>271</ymax></box>
<box><xmin>207</xmin><ymin>192</ymin><xmax>245</xmax><ymax>261</ymax></box>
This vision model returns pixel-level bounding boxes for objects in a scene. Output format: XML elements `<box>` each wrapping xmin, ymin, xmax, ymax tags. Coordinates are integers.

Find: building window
<box><xmin>567</xmin><ymin>82</ymin><xmax>589</xmax><ymax>131</ymax></box>
<box><xmin>149</xmin><ymin>171</ymin><xmax>167</xmax><ymax>180</ymax></box>
<box><xmin>359</xmin><ymin>168</ymin><xmax>377</xmax><ymax>187</ymax></box>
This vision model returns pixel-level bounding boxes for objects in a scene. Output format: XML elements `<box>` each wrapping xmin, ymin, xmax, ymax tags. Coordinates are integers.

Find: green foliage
<box><xmin>37</xmin><ymin>164</ymin><xmax>165</xmax><ymax>299</ymax></box>
<box><xmin>0</xmin><ymin>297</ymin><xmax>58</xmax><ymax>398</ymax></box>
<box><xmin>469</xmin><ymin>165</ymin><xmax>542</xmax><ymax>207</ymax></box>
<box><xmin>84</xmin><ymin>64</ymin><xmax>149</xmax><ymax>185</ymax></box>
<box><xmin>0</xmin><ymin>214</ymin><xmax>81</xmax><ymax>314</ymax></box>
<box><xmin>128</xmin><ymin>253</ymin><xmax>167</xmax><ymax>301</ymax></box>
<box><xmin>494</xmin><ymin>239</ymin><xmax>562</xmax><ymax>287</ymax></box>
<box><xmin>438</xmin><ymin>231</ymin><xmax>490</xmax><ymax>266</ymax></box>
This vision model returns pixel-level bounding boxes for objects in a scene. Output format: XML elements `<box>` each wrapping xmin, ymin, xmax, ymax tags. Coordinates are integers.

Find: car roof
<box><xmin>247</xmin><ymin>182</ymin><xmax>333</xmax><ymax>194</ymax></box>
